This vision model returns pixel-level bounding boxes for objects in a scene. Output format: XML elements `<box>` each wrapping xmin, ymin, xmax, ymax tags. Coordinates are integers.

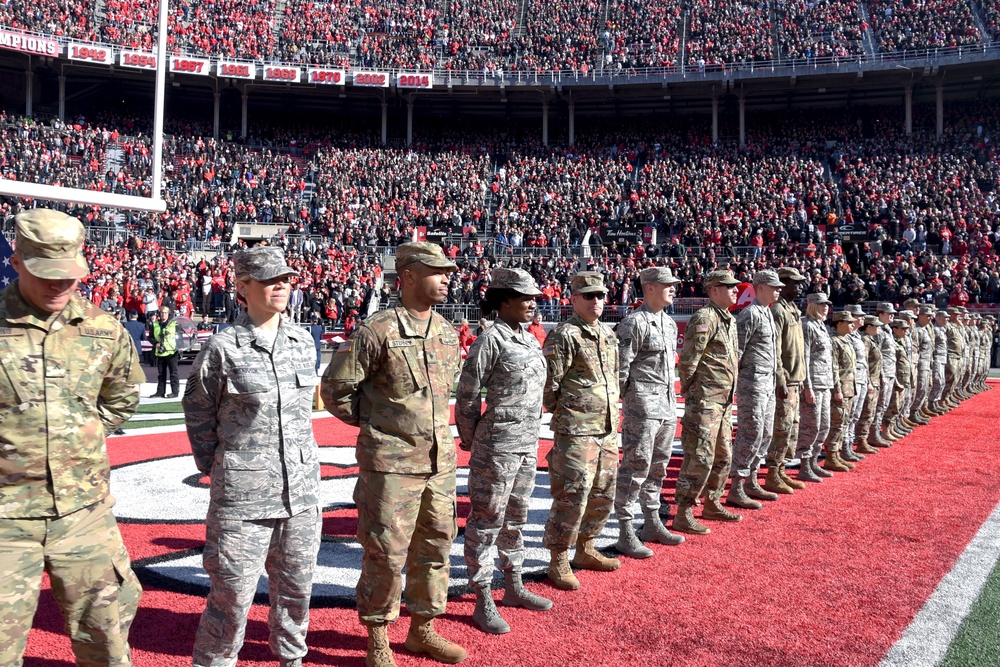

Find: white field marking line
<box><xmin>878</xmin><ymin>500</ymin><xmax>1000</xmax><ymax>667</ymax></box>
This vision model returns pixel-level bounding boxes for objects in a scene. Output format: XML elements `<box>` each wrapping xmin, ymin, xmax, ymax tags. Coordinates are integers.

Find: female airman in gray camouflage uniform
<box><xmin>457</xmin><ymin>268</ymin><xmax>553</xmax><ymax>635</ymax></box>
<box><xmin>795</xmin><ymin>293</ymin><xmax>835</xmax><ymax>483</ymax></box>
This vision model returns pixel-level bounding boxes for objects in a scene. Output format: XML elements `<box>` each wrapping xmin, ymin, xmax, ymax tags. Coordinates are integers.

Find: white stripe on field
<box><xmin>879</xmin><ymin>500</ymin><xmax>1000</xmax><ymax>667</ymax></box>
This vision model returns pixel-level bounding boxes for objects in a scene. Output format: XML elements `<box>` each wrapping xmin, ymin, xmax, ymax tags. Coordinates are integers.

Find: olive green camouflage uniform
<box><xmin>824</xmin><ymin>329</ymin><xmax>856</xmax><ymax>454</ymax></box>
<box><xmin>0</xmin><ymin>285</ymin><xmax>145</xmax><ymax>667</ymax></box>
<box><xmin>872</xmin><ymin>308</ymin><xmax>898</xmax><ymax>439</ymax></box>
<box><xmin>322</xmin><ymin>306</ymin><xmax>461</xmax><ymax>625</ymax></box>
<box><xmin>456</xmin><ymin>318</ymin><xmax>546</xmax><ymax>588</ymax></box>
<box><xmin>183</xmin><ymin>308</ymin><xmax>322</xmax><ymax>667</ymax></box>
<box><xmin>909</xmin><ymin>320</ymin><xmax>934</xmax><ymax>419</ymax></box>
<box><xmin>856</xmin><ymin>328</ymin><xmax>883</xmax><ymax>441</ymax></box>
<box><xmin>541</xmin><ymin>314</ymin><xmax>620</xmax><ymax>550</ymax></box>
<box><xmin>676</xmin><ymin>303</ymin><xmax>739</xmax><ymax>506</ymax></box>
<box><xmin>768</xmin><ymin>294</ymin><xmax>806</xmax><ymax>468</ymax></box>
<box><xmin>944</xmin><ymin>319</ymin><xmax>965</xmax><ymax>402</ymax></box>
<box><xmin>884</xmin><ymin>331</ymin><xmax>912</xmax><ymax>427</ymax></box>
<box><xmin>930</xmin><ymin>319</ymin><xmax>948</xmax><ymax>405</ymax></box>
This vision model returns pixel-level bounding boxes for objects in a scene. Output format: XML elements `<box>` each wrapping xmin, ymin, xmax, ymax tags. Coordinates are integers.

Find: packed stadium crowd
<box><xmin>0</xmin><ymin>0</ymin><xmax>995</xmax><ymax>72</ymax></box>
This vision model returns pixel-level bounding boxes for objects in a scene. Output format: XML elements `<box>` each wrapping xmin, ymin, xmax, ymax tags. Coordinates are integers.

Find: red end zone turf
<box><xmin>23</xmin><ymin>383</ymin><xmax>1000</xmax><ymax>667</ymax></box>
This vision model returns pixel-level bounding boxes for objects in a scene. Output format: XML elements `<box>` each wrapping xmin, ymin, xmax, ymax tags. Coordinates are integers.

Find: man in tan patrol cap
<box><xmin>0</xmin><ymin>209</ymin><xmax>145</xmax><ymax>667</ymax></box>
<box><xmin>322</xmin><ymin>241</ymin><xmax>467</xmax><ymax>666</ymax></box>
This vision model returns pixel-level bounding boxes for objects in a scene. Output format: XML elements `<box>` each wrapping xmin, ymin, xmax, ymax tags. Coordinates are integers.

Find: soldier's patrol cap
<box><xmin>639</xmin><ymin>266</ymin><xmax>681</xmax><ymax>285</ymax></box>
<box><xmin>957</xmin><ymin>306</ymin><xmax>969</xmax><ymax>313</ymax></box>
<box><xmin>831</xmin><ymin>311</ymin><xmax>855</xmax><ymax>323</ymax></box>
<box><xmin>898</xmin><ymin>310</ymin><xmax>916</xmax><ymax>321</ymax></box>
<box><xmin>395</xmin><ymin>242</ymin><xmax>458</xmax><ymax>272</ymax></box>
<box><xmin>936</xmin><ymin>310</ymin><xmax>949</xmax><ymax>318</ymax></box>
<box><xmin>863</xmin><ymin>315</ymin><xmax>882</xmax><ymax>328</ymax></box>
<box><xmin>918</xmin><ymin>305</ymin><xmax>935</xmax><ymax>315</ymax></box>
<box><xmin>752</xmin><ymin>270</ymin><xmax>784</xmax><ymax>287</ymax></box>
<box><xmin>892</xmin><ymin>319</ymin><xmax>911</xmax><ymax>330</ymax></box>
<box><xmin>14</xmin><ymin>208</ymin><xmax>89</xmax><ymax>279</ymax></box>
<box><xmin>903</xmin><ymin>298</ymin><xmax>921</xmax><ymax>309</ymax></box>
<box><xmin>948</xmin><ymin>307</ymin><xmax>962</xmax><ymax>315</ymax></box>
<box><xmin>846</xmin><ymin>304</ymin><xmax>864</xmax><ymax>316</ymax></box>
<box><xmin>490</xmin><ymin>267</ymin><xmax>542</xmax><ymax>296</ymax></box>
<box><xmin>777</xmin><ymin>266</ymin><xmax>807</xmax><ymax>282</ymax></box>
<box><xmin>875</xmin><ymin>302</ymin><xmax>897</xmax><ymax>314</ymax></box>
<box><xmin>571</xmin><ymin>271</ymin><xmax>607</xmax><ymax>294</ymax></box>
<box><xmin>703</xmin><ymin>270</ymin><xmax>740</xmax><ymax>288</ymax></box>
<box><xmin>805</xmin><ymin>292</ymin><xmax>831</xmax><ymax>304</ymax></box>
<box><xmin>233</xmin><ymin>246</ymin><xmax>298</xmax><ymax>281</ymax></box>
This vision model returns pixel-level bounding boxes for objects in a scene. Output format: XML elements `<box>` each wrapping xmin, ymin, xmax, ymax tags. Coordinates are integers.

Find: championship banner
<box><xmin>68</xmin><ymin>42</ymin><xmax>113</xmax><ymax>64</ymax></box>
<box><xmin>397</xmin><ymin>72</ymin><xmax>433</xmax><ymax>89</ymax></box>
<box><xmin>263</xmin><ymin>65</ymin><xmax>302</xmax><ymax>83</ymax></box>
<box><xmin>353</xmin><ymin>71</ymin><xmax>390</xmax><ymax>88</ymax></box>
<box><xmin>308</xmin><ymin>67</ymin><xmax>346</xmax><ymax>85</ymax></box>
<box><xmin>217</xmin><ymin>61</ymin><xmax>256</xmax><ymax>79</ymax></box>
<box><xmin>120</xmin><ymin>49</ymin><xmax>157</xmax><ymax>70</ymax></box>
<box><xmin>0</xmin><ymin>30</ymin><xmax>59</xmax><ymax>56</ymax></box>
<box><xmin>169</xmin><ymin>56</ymin><xmax>211</xmax><ymax>75</ymax></box>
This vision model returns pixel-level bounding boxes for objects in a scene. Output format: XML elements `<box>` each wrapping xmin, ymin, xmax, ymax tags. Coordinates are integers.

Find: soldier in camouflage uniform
<box><xmin>855</xmin><ymin>316</ymin><xmax>886</xmax><ymax>453</ymax></box>
<box><xmin>823</xmin><ymin>311</ymin><xmax>858</xmax><ymax>473</ymax></box>
<box><xmin>764</xmin><ymin>267</ymin><xmax>809</xmax><ymax>495</ymax></box>
<box><xmin>456</xmin><ymin>268</ymin><xmax>552</xmax><ymax>635</ymax></box>
<box><xmin>322</xmin><ymin>242</ymin><xmax>466</xmax><ymax>667</ymax></box>
<box><xmin>909</xmin><ymin>306</ymin><xmax>935</xmax><ymax>424</ymax></box>
<box><xmin>871</xmin><ymin>302</ymin><xmax>899</xmax><ymax>444</ymax></box>
<box><xmin>726</xmin><ymin>270</ymin><xmax>784</xmax><ymax>511</ymax></box>
<box><xmin>672</xmin><ymin>270</ymin><xmax>742</xmax><ymax>535</ymax></box>
<box><xmin>927</xmin><ymin>310</ymin><xmax>949</xmax><ymax>415</ymax></box>
<box><xmin>943</xmin><ymin>308</ymin><xmax>965</xmax><ymax>410</ymax></box>
<box><xmin>183</xmin><ymin>247</ymin><xmax>322</xmax><ymax>667</ymax></box>
<box><xmin>840</xmin><ymin>304</ymin><xmax>870</xmax><ymax>464</ymax></box>
<box><xmin>795</xmin><ymin>292</ymin><xmax>834</xmax><ymax>483</ymax></box>
<box><xmin>542</xmin><ymin>271</ymin><xmax>622</xmax><ymax>590</ymax></box>
<box><xmin>614</xmin><ymin>266</ymin><xmax>685</xmax><ymax>560</ymax></box>
<box><xmin>0</xmin><ymin>210</ymin><xmax>144</xmax><ymax>667</ymax></box>
<box><xmin>898</xmin><ymin>306</ymin><xmax>919</xmax><ymax>429</ymax></box>
<box><xmin>884</xmin><ymin>320</ymin><xmax>913</xmax><ymax>438</ymax></box>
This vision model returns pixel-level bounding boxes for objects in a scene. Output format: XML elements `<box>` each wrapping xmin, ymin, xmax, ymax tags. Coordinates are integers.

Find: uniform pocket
<box><xmin>221</xmin><ymin>450</ymin><xmax>273</xmax><ymax>501</ymax></box>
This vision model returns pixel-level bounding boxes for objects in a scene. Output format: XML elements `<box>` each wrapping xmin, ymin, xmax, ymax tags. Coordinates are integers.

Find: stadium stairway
<box><xmin>858</xmin><ymin>2</ymin><xmax>879</xmax><ymax>58</ymax></box>
<box><xmin>970</xmin><ymin>1</ymin><xmax>993</xmax><ymax>45</ymax></box>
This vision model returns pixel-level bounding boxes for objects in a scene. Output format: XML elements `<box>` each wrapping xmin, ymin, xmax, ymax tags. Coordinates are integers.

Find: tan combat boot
<box><xmin>823</xmin><ymin>448</ymin><xmax>850</xmax><ymax>472</ymax></box>
<box><xmin>547</xmin><ymin>549</ymin><xmax>580</xmax><ymax>590</ymax></box>
<box><xmin>855</xmin><ymin>437</ymin><xmax>879</xmax><ymax>455</ymax></box>
<box><xmin>702</xmin><ymin>498</ymin><xmax>743</xmax><ymax>522</ymax></box>
<box><xmin>404</xmin><ymin>614</ymin><xmax>467</xmax><ymax>664</ymax></box>
<box><xmin>746</xmin><ymin>473</ymin><xmax>779</xmax><ymax>501</ymax></box>
<box><xmin>725</xmin><ymin>477</ymin><xmax>762</xmax><ymax>510</ymax></box>
<box><xmin>764</xmin><ymin>467</ymin><xmax>794</xmax><ymax>495</ymax></box>
<box><xmin>672</xmin><ymin>503</ymin><xmax>711</xmax><ymax>535</ymax></box>
<box><xmin>778</xmin><ymin>464</ymin><xmax>807</xmax><ymax>490</ymax></box>
<box><xmin>366</xmin><ymin>623</ymin><xmax>397</xmax><ymax>667</ymax></box>
<box><xmin>571</xmin><ymin>538</ymin><xmax>621</xmax><ymax>572</ymax></box>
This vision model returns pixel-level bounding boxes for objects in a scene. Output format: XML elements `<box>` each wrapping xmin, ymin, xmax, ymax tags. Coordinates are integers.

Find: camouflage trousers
<box><xmin>193</xmin><ymin>505</ymin><xmax>322</xmax><ymax>667</ymax></box>
<box><xmin>0</xmin><ymin>497</ymin><xmax>141</xmax><ymax>667</ymax></box>
<box><xmin>767</xmin><ymin>383</ymin><xmax>800</xmax><ymax>467</ymax></box>
<box><xmin>843</xmin><ymin>380</ymin><xmax>867</xmax><ymax>446</ymax></box>
<box><xmin>945</xmin><ymin>358</ymin><xmax>962</xmax><ymax>399</ymax></box>
<box><xmin>871</xmin><ymin>372</ymin><xmax>895</xmax><ymax>441</ymax></box>
<box><xmin>614</xmin><ymin>412</ymin><xmax>676</xmax><ymax>521</ymax></box>
<box><xmin>675</xmin><ymin>399</ymin><xmax>733</xmax><ymax>507</ymax></box>
<box><xmin>857</xmin><ymin>383</ymin><xmax>881</xmax><ymax>442</ymax></box>
<box><xmin>909</xmin><ymin>366</ymin><xmax>932</xmax><ymax>418</ymax></box>
<box><xmin>795</xmin><ymin>388</ymin><xmax>831</xmax><ymax>460</ymax></box>
<box><xmin>464</xmin><ymin>447</ymin><xmax>538</xmax><ymax>588</ymax></box>
<box><xmin>731</xmin><ymin>383</ymin><xmax>775</xmax><ymax>479</ymax></box>
<box><xmin>884</xmin><ymin>386</ymin><xmax>905</xmax><ymax>425</ymax></box>
<box><xmin>355</xmin><ymin>468</ymin><xmax>456</xmax><ymax>625</ymax></box>
<box><xmin>823</xmin><ymin>395</ymin><xmax>854</xmax><ymax>455</ymax></box>
<box><xmin>930</xmin><ymin>362</ymin><xmax>947</xmax><ymax>404</ymax></box>
<box><xmin>543</xmin><ymin>432</ymin><xmax>618</xmax><ymax>550</ymax></box>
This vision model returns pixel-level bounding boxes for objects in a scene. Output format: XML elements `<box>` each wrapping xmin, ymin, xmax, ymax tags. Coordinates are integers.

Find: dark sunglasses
<box><xmin>578</xmin><ymin>293</ymin><xmax>606</xmax><ymax>301</ymax></box>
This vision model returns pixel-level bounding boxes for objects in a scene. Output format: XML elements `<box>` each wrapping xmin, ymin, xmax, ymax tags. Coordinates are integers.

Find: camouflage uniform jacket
<box><xmin>914</xmin><ymin>324</ymin><xmax>933</xmax><ymax>370</ymax></box>
<box><xmin>184</xmin><ymin>312</ymin><xmax>320</xmax><ymax>520</ymax></box>
<box><xmin>830</xmin><ymin>334</ymin><xmax>857</xmax><ymax>398</ymax></box>
<box><xmin>772</xmin><ymin>297</ymin><xmax>806</xmax><ymax>387</ymax></box>
<box><xmin>877</xmin><ymin>326</ymin><xmax>897</xmax><ymax>384</ymax></box>
<box><xmin>0</xmin><ymin>284</ymin><xmax>144</xmax><ymax>518</ymax></box>
<box><xmin>802</xmin><ymin>317</ymin><xmax>834</xmax><ymax>391</ymax></box>
<box><xmin>321</xmin><ymin>306</ymin><xmax>460</xmax><ymax>474</ymax></box>
<box><xmin>933</xmin><ymin>323</ymin><xmax>948</xmax><ymax>365</ymax></box>
<box><xmin>617</xmin><ymin>303</ymin><xmax>677</xmax><ymax>420</ymax></box>
<box><xmin>736</xmin><ymin>299</ymin><xmax>777</xmax><ymax>385</ymax></box>
<box><xmin>864</xmin><ymin>334</ymin><xmax>883</xmax><ymax>388</ymax></box>
<box><xmin>848</xmin><ymin>331</ymin><xmax>868</xmax><ymax>387</ymax></box>
<box><xmin>946</xmin><ymin>323</ymin><xmax>965</xmax><ymax>359</ymax></box>
<box><xmin>456</xmin><ymin>319</ymin><xmax>545</xmax><ymax>453</ymax></box>
<box><xmin>679</xmin><ymin>303</ymin><xmax>738</xmax><ymax>404</ymax></box>
<box><xmin>894</xmin><ymin>337</ymin><xmax>911</xmax><ymax>389</ymax></box>
<box><xmin>543</xmin><ymin>314</ymin><xmax>619</xmax><ymax>437</ymax></box>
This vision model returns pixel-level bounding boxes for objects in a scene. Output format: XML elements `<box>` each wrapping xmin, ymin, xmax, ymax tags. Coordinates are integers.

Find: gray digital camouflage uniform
<box><xmin>796</xmin><ymin>317</ymin><xmax>834</xmax><ymax>460</ymax></box>
<box><xmin>184</xmin><ymin>312</ymin><xmax>322</xmax><ymax>667</ymax></box>
<box><xmin>0</xmin><ymin>285</ymin><xmax>145</xmax><ymax>667</ymax></box>
<box><xmin>731</xmin><ymin>299</ymin><xmax>778</xmax><ymax>479</ymax></box>
<box><xmin>614</xmin><ymin>304</ymin><xmax>678</xmax><ymax>521</ymax></box>
<box><xmin>843</xmin><ymin>329</ymin><xmax>868</xmax><ymax>446</ymax></box>
<box><xmin>457</xmin><ymin>318</ymin><xmax>545</xmax><ymax>589</ymax></box>
<box><xmin>910</xmin><ymin>322</ymin><xmax>933</xmax><ymax>419</ymax></box>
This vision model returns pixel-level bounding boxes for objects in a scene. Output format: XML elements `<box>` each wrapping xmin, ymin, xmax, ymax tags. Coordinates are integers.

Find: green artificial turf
<box><xmin>135</xmin><ymin>402</ymin><xmax>183</xmax><ymax>415</ymax></box>
<box><xmin>940</xmin><ymin>557</ymin><xmax>1000</xmax><ymax>667</ymax></box>
<box><xmin>121</xmin><ymin>418</ymin><xmax>187</xmax><ymax>430</ymax></box>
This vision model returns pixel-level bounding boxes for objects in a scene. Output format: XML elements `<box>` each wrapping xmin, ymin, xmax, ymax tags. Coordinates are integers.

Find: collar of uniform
<box><xmin>1</xmin><ymin>281</ymin><xmax>85</xmax><ymax>328</ymax></box>
<box><xmin>394</xmin><ymin>307</ymin><xmax>436</xmax><ymax>339</ymax></box>
<box><xmin>709</xmin><ymin>302</ymin><xmax>735</xmax><ymax>322</ymax></box>
<box><xmin>567</xmin><ymin>313</ymin><xmax>603</xmax><ymax>338</ymax></box>
<box><xmin>491</xmin><ymin>317</ymin><xmax>529</xmax><ymax>343</ymax></box>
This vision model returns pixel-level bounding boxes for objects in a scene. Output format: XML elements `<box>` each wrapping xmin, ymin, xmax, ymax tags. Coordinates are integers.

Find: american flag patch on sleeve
<box><xmin>543</xmin><ymin>346</ymin><xmax>555</xmax><ymax>356</ymax></box>
<box><xmin>695</xmin><ymin>324</ymin><xmax>709</xmax><ymax>333</ymax></box>
<box><xmin>337</xmin><ymin>341</ymin><xmax>353</xmax><ymax>353</ymax></box>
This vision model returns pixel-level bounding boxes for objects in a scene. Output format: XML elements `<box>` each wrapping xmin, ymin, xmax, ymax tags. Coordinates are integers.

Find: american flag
<box><xmin>0</xmin><ymin>233</ymin><xmax>17</xmax><ymax>288</ymax></box>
